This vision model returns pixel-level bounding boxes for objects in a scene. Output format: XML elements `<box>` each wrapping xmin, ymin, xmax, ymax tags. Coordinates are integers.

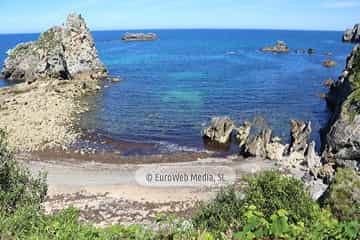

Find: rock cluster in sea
<box><xmin>122</xmin><ymin>32</ymin><xmax>157</xmax><ymax>41</ymax></box>
<box><xmin>1</xmin><ymin>13</ymin><xmax>107</xmax><ymax>82</ymax></box>
<box><xmin>261</xmin><ymin>40</ymin><xmax>290</xmax><ymax>53</ymax></box>
<box><xmin>203</xmin><ymin>116</ymin><xmax>333</xmax><ymax>198</ymax></box>
<box><xmin>343</xmin><ymin>24</ymin><xmax>360</xmax><ymax>43</ymax></box>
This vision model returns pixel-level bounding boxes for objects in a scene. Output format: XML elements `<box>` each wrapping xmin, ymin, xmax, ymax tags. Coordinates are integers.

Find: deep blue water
<box><xmin>0</xmin><ymin>30</ymin><xmax>355</xmax><ymax>152</ymax></box>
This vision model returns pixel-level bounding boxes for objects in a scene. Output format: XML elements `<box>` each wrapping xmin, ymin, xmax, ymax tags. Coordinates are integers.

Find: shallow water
<box><xmin>0</xmin><ymin>30</ymin><xmax>355</xmax><ymax>153</ymax></box>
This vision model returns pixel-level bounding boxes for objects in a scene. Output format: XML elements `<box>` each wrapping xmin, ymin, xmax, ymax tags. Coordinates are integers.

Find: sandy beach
<box><xmin>19</xmin><ymin>154</ymin><xmax>277</xmax><ymax>226</ymax></box>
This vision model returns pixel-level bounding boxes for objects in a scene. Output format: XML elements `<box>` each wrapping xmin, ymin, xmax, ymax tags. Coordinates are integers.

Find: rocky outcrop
<box><xmin>288</xmin><ymin>120</ymin><xmax>312</xmax><ymax>155</ymax></box>
<box><xmin>202</xmin><ymin>117</ymin><xmax>235</xmax><ymax>144</ymax></box>
<box><xmin>235</xmin><ymin>121</ymin><xmax>251</xmax><ymax>148</ymax></box>
<box><xmin>1</xmin><ymin>13</ymin><xmax>107</xmax><ymax>82</ymax></box>
<box><xmin>244</xmin><ymin>128</ymin><xmax>272</xmax><ymax>158</ymax></box>
<box><xmin>343</xmin><ymin>24</ymin><xmax>360</xmax><ymax>43</ymax></box>
<box><xmin>324</xmin><ymin>44</ymin><xmax>360</xmax><ymax>172</ymax></box>
<box><xmin>122</xmin><ymin>33</ymin><xmax>157</xmax><ymax>41</ymax></box>
<box><xmin>261</xmin><ymin>40</ymin><xmax>290</xmax><ymax>53</ymax></box>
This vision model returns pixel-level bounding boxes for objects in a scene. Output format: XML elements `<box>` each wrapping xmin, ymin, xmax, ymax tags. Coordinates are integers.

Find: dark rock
<box><xmin>261</xmin><ymin>40</ymin><xmax>290</xmax><ymax>53</ymax></box>
<box><xmin>308</xmin><ymin>48</ymin><xmax>315</xmax><ymax>54</ymax></box>
<box><xmin>323</xmin><ymin>45</ymin><xmax>360</xmax><ymax>172</ymax></box>
<box><xmin>202</xmin><ymin>117</ymin><xmax>235</xmax><ymax>144</ymax></box>
<box><xmin>343</xmin><ymin>24</ymin><xmax>360</xmax><ymax>43</ymax></box>
<box><xmin>122</xmin><ymin>33</ymin><xmax>157</xmax><ymax>41</ymax></box>
<box><xmin>1</xmin><ymin>13</ymin><xmax>107</xmax><ymax>82</ymax></box>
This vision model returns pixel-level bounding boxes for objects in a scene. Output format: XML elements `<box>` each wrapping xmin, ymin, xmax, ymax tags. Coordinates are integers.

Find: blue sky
<box><xmin>0</xmin><ymin>0</ymin><xmax>359</xmax><ymax>33</ymax></box>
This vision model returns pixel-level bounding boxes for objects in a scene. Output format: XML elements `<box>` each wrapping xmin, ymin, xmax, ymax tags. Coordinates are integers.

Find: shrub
<box><xmin>192</xmin><ymin>186</ymin><xmax>245</xmax><ymax>234</ymax></box>
<box><xmin>0</xmin><ymin>129</ymin><xmax>47</xmax><ymax>214</ymax></box>
<box><xmin>242</xmin><ymin>171</ymin><xmax>318</xmax><ymax>225</ymax></box>
<box><xmin>324</xmin><ymin>167</ymin><xmax>360</xmax><ymax>220</ymax></box>
<box><xmin>193</xmin><ymin>171</ymin><xmax>318</xmax><ymax>235</ymax></box>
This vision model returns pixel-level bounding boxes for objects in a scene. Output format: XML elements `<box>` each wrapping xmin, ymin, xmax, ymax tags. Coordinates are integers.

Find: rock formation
<box><xmin>1</xmin><ymin>13</ymin><xmax>107</xmax><ymax>82</ymax></box>
<box><xmin>288</xmin><ymin>120</ymin><xmax>312</xmax><ymax>155</ymax></box>
<box><xmin>235</xmin><ymin>121</ymin><xmax>251</xmax><ymax>148</ymax></box>
<box><xmin>261</xmin><ymin>40</ymin><xmax>290</xmax><ymax>53</ymax></box>
<box><xmin>244</xmin><ymin>128</ymin><xmax>272</xmax><ymax>158</ymax></box>
<box><xmin>122</xmin><ymin>33</ymin><xmax>157</xmax><ymax>41</ymax></box>
<box><xmin>324</xmin><ymin>44</ymin><xmax>360</xmax><ymax>172</ymax></box>
<box><xmin>343</xmin><ymin>24</ymin><xmax>360</xmax><ymax>43</ymax></box>
<box><xmin>202</xmin><ymin>117</ymin><xmax>235</xmax><ymax>144</ymax></box>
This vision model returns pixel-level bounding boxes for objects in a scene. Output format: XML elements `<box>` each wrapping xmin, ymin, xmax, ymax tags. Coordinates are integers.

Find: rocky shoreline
<box><xmin>0</xmin><ymin>13</ymin><xmax>108</xmax><ymax>153</ymax></box>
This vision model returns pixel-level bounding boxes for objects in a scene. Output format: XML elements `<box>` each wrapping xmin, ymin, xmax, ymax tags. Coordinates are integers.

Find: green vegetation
<box><xmin>0</xmin><ymin>129</ymin><xmax>359</xmax><ymax>239</ymax></box>
<box><xmin>324</xmin><ymin>167</ymin><xmax>360</xmax><ymax>220</ymax></box>
<box><xmin>36</xmin><ymin>28</ymin><xmax>61</xmax><ymax>50</ymax></box>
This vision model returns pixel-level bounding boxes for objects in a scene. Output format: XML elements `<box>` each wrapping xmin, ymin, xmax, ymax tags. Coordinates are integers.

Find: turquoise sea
<box><xmin>0</xmin><ymin>29</ymin><xmax>355</xmax><ymax>154</ymax></box>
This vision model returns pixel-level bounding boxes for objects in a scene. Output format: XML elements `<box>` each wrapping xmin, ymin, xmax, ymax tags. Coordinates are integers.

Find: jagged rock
<box><xmin>343</xmin><ymin>24</ymin><xmax>360</xmax><ymax>43</ymax></box>
<box><xmin>244</xmin><ymin>128</ymin><xmax>272</xmax><ymax>158</ymax></box>
<box><xmin>235</xmin><ymin>121</ymin><xmax>251</xmax><ymax>148</ymax></box>
<box><xmin>122</xmin><ymin>33</ymin><xmax>157</xmax><ymax>41</ymax></box>
<box><xmin>288</xmin><ymin>120</ymin><xmax>311</xmax><ymax>154</ymax></box>
<box><xmin>322</xmin><ymin>60</ymin><xmax>337</xmax><ymax>68</ymax></box>
<box><xmin>1</xmin><ymin>13</ymin><xmax>107</xmax><ymax>82</ymax></box>
<box><xmin>318</xmin><ymin>164</ymin><xmax>335</xmax><ymax>184</ymax></box>
<box><xmin>306</xmin><ymin>141</ymin><xmax>322</xmax><ymax>169</ymax></box>
<box><xmin>324</xmin><ymin>45</ymin><xmax>360</xmax><ymax>171</ymax></box>
<box><xmin>266</xmin><ymin>140</ymin><xmax>286</xmax><ymax>161</ymax></box>
<box><xmin>261</xmin><ymin>40</ymin><xmax>290</xmax><ymax>53</ymax></box>
<box><xmin>202</xmin><ymin>117</ymin><xmax>235</xmax><ymax>144</ymax></box>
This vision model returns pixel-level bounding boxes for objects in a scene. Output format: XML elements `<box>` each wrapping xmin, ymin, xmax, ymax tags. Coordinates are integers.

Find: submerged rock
<box><xmin>202</xmin><ymin>117</ymin><xmax>235</xmax><ymax>144</ymax></box>
<box><xmin>261</xmin><ymin>40</ymin><xmax>290</xmax><ymax>53</ymax></box>
<box><xmin>1</xmin><ymin>13</ymin><xmax>107</xmax><ymax>82</ymax></box>
<box><xmin>343</xmin><ymin>24</ymin><xmax>360</xmax><ymax>43</ymax></box>
<box><xmin>322</xmin><ymin>60</ymin><xmax>337</xmax><ymax>68</ymax></box>
<box><xmin>308</xmin><ymin>48</ymin><xmax>315</xmax><ymax>55</ymax></box>
<box><xmin>111</xmin><ymin>77</ymin><xmax>123</xmax><ymax>83</ymax></box>
<box><xmin>324</xmin><ymin>79</ymin><xmax>335</xmax><ymax>88</ymax></box>
<box><xmin>122</xmin><ymin>33</ymin><xmax>157</xmax><ymax>41</ymax></box>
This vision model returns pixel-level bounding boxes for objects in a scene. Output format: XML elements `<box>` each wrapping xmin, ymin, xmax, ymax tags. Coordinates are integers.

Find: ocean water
<box><xmin>0</xmin><ymin>30</ymin><xmax>355</xmax><ymax>153</ymax></box>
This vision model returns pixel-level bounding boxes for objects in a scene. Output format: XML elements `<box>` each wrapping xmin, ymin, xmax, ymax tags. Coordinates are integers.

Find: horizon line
<box><xmin>0</xmin><ymin>27</ymin><xmax>344</xmax><ymax>35</ymax></box>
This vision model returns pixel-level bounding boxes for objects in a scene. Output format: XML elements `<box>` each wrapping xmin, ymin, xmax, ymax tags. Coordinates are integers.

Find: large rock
<box><xmin>202</xmin><ymin>117</ymin><xmax>235</xmax><ymax>144</ymax></box>
<box><xmin>244</xmin><ymin>128</ymin><xmax>272</xmax><ymax>158</ymax></box>
<box><xmin>235</xmin><ymin>121</ymin><xmax>251</xmax><ymax>148</ymax></box>
<box><xmin>343</xmin><ymin>24</ymin><xmax>360</xmax><ymax>43</ymax></box>
<box><xmin>261</xmin><ymin>40</ymin><xmax>290</xmax><ymax>53</ymax></box>
<box><xmin>1</xmin><ymin>13</ymin><xmax>107</xmax><ymax>82</ymax></box>
<box><xmin>288</xmin><ymin>120</ymin><xmax>312</xmax><ymax>154</ymax></box>
<box><xmin>323</xmin><ymin>44</ymin><xmax>360</xmax><ymax>172</ymax></box>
